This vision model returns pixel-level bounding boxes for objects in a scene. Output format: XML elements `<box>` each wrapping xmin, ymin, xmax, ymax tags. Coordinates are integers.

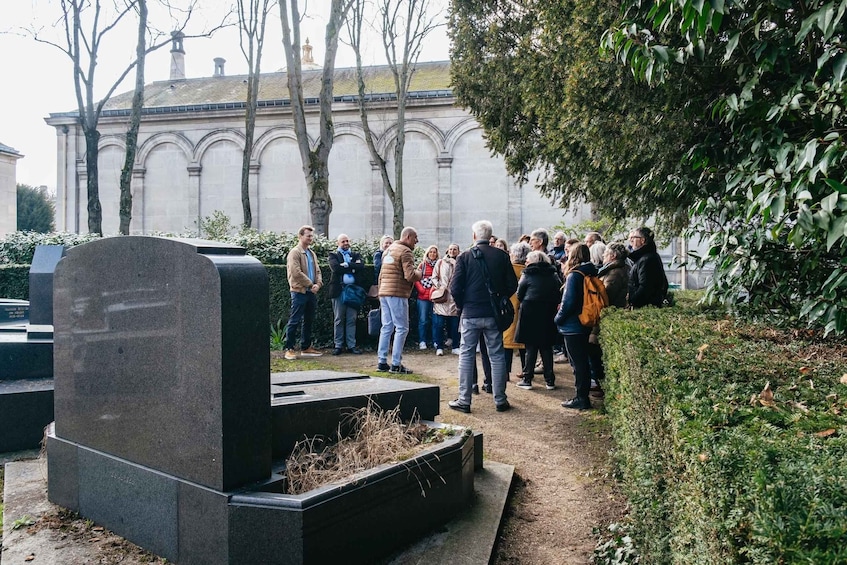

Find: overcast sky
<box><xmin>0</xmin><ymin>1</ymin><xmax>450</xmax><ymax>192</ymax></box>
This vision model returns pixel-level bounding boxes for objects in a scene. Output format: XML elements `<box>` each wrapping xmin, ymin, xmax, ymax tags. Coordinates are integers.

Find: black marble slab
<box><xmin>29</xmin><ymin>245</ymin><xmax>66</xmax><ymax>325</ymax></box>
<box><xmin>52</xmin><ymin>236</ymin><xmax>271</xmax><ymax>491</ymax></box>
<box><xmin>0</xmin><ymin>378</ymin><xmax>53</xmax><ymax>452</ymax></box>
<box><xmin>270</xmin><ymin>371</ymin><xmax>440</xmax><ymax>459</ymax></box>
<box><xmin>0</xmin><ymin>333</ymin><xmax>52</xmax><ymax>380</ymax></box>
<box><xmin>0</xmin><ymin>299</ymin><xmax>28</xmax><ymax>325</ymax></box>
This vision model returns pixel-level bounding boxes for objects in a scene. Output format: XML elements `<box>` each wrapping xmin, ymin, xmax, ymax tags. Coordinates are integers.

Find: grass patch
<box><xmin>270</xmin><ymin>357</ymin><xmax>427</xmax><ymax>383</ymax></box>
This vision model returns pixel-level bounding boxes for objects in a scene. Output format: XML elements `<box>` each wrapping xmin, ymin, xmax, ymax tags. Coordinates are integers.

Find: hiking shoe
<box><xmin>284</xmin><ymin>349</ymin><xmax>298</xmax><ymax>361</ymax></box>
<box><xmin>495</xmin><ymin>401</ymin><xmax>511</xmax><ymax>412</ymax></box>
<box><xmin>377</xmin><ymin>362</ymin><xmax>391</xmax><ymax>372</ymax></box>
<box><xmin>561</xmin><ymin>397</ymin><xmax>591</xmax><ymax>410</ymax></box>
<box><xmin>545</xmin><ymin>382</ymin><xmax>556</xmax><ymax>390</ymax></box>
<box><xmin>516</xmin><ymin>379</ymin><xmax>532</xmax><ymax>389</ymax></box>
<box><xmin>448</xmin><ymin>400</ymin><xmax>471</xmax><ymax>414</ymax></box>
<box><xmin>472</xmin><ymin>384</ymin><xmax>480</xmax><ymax>395</ymax></box>
<box><xmin>419</xmin><ymin>341</ymin><xmax>427</xmax><ymax>350</ymax></box>
<box><xmin>482</xmin><ymin>383</ymin><xmax>492</xmax><ymax>394</ymax></box>
<box><xmin>301</xmin><ymin>347</ymin><xmax>323</xmax><ymax>357</ymax></box>
<box><xmin>389</xmin><ymin>364</ymin><xmax>414</xmax><ymax>374</ymax></box>
<box><xmin>436</xmin><ymin>348</ymin><xmax>444</xmax><ymax>356</ymax></box>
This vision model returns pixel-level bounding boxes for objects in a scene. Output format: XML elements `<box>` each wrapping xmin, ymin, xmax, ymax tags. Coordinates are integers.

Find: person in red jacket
<box><xmin>414</xmin><ymin>245</ymin><xmax>439</xmax><ymax>350</ymax></box>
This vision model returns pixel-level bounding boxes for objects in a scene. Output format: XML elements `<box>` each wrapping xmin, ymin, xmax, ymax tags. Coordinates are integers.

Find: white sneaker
<box><xmin>451</xmin><ymin>348</ymin><xmax>460</xmax><ymax>355</ymax></box>
<box><xmin>436</xmin><ymin>348</ymin><xmax>444</xmax><ymax>356</ymax></box>
<box><xmin>445</xmin><ymin>338</ymin><xmax>453</xmax><ymax>348</ymax></box>
<box><xmin>419</xmin><ymin>341</ymin><xmax>427</xmax><ymax>350</ymax></box>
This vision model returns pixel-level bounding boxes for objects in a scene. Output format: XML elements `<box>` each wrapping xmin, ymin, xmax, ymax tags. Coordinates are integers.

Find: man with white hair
<box><xmin>448</xmin><ymin>220</ymin><xmax>518</xmax><ymax>413</ymax></box>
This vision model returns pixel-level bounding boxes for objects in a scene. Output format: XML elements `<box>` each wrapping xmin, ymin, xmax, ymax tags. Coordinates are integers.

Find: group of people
<box><xmin>280</xmin><ymin>221</ymin><xmax>669</xmax><ymax>413</ymax></box>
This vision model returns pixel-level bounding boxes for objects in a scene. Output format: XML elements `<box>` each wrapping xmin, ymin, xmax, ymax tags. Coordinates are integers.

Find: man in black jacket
<box><xmin>448</xmin><ymin>220</ymin><xmax>518</xmax><ymax>413</ymax></box>
<box><xmin>328</xmin><ymin>234</ymin><xmax>365</xmax><ymax>355</ymax></box>
<box><xmin>627</xmin><ymin>227</ymin><xmax>669</xmax><ymax>308</ymax></box>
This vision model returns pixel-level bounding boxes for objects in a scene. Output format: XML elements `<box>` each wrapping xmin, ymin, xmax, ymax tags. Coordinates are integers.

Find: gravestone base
<box><xmin>48</xmin><ymin>420</ymin><xmax>474</xmax><ymax>565</ymax></box>
<box><xmin>0</xmin><ymin>331</ymin><xmax>54</xmax><ymax>452</ymax></box>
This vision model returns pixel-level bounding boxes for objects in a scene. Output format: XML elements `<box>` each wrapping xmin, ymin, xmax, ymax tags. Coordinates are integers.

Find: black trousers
<box><xmin>522</xmin><ymin>345</ymin><xmax>554</xmax><ymax>385</ymax></box>
<box><xmin>564</xmin><ymin>333</ymin><xmax>591</xmax><ymax>401</ymax></box>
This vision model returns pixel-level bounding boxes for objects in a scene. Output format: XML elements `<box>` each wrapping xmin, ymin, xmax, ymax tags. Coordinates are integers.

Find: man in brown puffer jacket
<box><xmin>376</xmin><ymin>227</ymin><xmax>422</xmax><ymax>374</ymax></box>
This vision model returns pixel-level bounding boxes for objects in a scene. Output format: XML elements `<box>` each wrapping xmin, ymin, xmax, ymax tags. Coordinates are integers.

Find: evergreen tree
<box><xmin>17</xmin><ymin>184</ymin><xmax>55</xmax><ymax>233</ymax></box>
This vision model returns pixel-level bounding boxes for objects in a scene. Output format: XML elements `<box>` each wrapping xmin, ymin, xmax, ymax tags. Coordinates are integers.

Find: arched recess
<box><xmin>251</xmin><ymin>126</ymin><xmax>302</xmax><ymax>163</ymax></box>
<box><xmin>197</xmin><ymin>134</ymin><xmax>243</xmax><ymax>224</ymax></box>
<box><xmin>98</xmin><ymin>134</ymin><xmax>126</xmax><ymax>153</ymax></box>
<box><xmin>377</xmin><ymin>119</ymin><xmax>445</xmax><ymax>156</ymax></box>
<box><xmin>444</xmin><ymin>118</ymin><xmax>482</xmax><ymax>155</ymax></box>
<box><xmin>327</xmin><ymin>128</ymin><xmax>374</xmax><ymax>237</ymax></box>
<box><xmin>97</xmin><ymin>138</ymin><xmax>126</xmax><ymax>234</ymax></box>
<box><xmin>136</xmin><ymin>132</ymin><xmax>194</xmax><ymax>168</ymax></box>
<box><xmin>193</xmin><ymin>129</ymin><xmax>245</xmax><ymax>163</ymax></box>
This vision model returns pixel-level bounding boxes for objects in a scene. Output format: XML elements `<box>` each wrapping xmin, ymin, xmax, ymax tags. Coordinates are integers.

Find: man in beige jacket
<box><xmin>376</xmin><ymin>226</ymin><xmax>422</xmax><ymax>374</ymax></box>
<box><xmin>284</xmin><ymin>225</ymin><xmax>324</xmax><ymax>360</ymax></box>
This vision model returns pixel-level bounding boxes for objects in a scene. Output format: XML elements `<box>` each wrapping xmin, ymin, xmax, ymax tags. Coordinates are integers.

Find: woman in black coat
<box><xmin>515</xmin><ymin>251</ymin><xmax>561</xmax><ymax>390</ymax></box>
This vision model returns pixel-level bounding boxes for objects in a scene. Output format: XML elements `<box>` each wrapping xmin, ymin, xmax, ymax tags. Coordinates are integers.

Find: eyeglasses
<box><xmin>628</xmin><ymin>236</ymin><xmax>644</xmax><ymax>241</ymax></box>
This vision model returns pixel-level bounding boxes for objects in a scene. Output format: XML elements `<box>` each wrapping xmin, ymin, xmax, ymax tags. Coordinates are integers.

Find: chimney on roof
<box><xmin>214</xmin><ymin>57</ymin><xmax>226</xmax><ymax>77</ymax></box>
<box><xmin>302</xmin><ymin>38</ymin><xmax>314</xmax><ymax>65</ymax></box>
<box><xmin>169</xmin><ymin>31</ymin><xmax>185</xmax><ymax>81</ymax></box>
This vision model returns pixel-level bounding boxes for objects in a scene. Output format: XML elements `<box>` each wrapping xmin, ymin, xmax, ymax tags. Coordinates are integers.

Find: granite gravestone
<box><xmin>47</xmin><ymin>236</ymin><xmax>474</xmax><ymax>564</ymax></box>
<box><xmin>52</xmin><ymin>236</ymin><xmax>270</xmax><ymax>490</ymax></box>
<box><xmin>29</xmin><ymin>245</ymin><xmax>67</xmax><ymax>326</ymax></box>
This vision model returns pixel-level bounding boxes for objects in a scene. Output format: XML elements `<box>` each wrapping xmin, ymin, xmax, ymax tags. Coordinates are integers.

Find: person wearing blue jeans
<box><xmin>447</xmin><ymin>220</ymin><xmax>518</xmax><ymax>413</ymax></box>
<box><xmin>375</xmin><ymin>227</ymin><xmax>422</xmax><ymax>374</ymax></box>
<box><xmin>284</xmin><ymin>225</ymin><xmax>323</xmax><ymax>360</ymax></box>
<box><xmin>378</xmin><ymin>295</ymin><xmax>410</xmax><ymax>368</ymax></box>
<box><xmin>285</xmin><ymin>290</ymin><xmax>317</xmax><ymax>351</ymax></box>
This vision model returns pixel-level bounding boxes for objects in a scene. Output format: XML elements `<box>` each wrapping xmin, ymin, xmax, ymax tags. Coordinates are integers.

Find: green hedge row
<box><xmin>1</xmin><ymin>264</ymin><xmax>431</xmax><ymax>349</ymax></box>
<box><xmin>600</xmin><ymin>293</ymin><xmax>847</xmax><ymax>564</ymax></box>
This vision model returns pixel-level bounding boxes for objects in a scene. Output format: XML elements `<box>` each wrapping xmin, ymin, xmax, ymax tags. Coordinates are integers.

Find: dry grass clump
<box><xmin>285</xmin><ymin>402</ymin><xmax>454</xmax><ymax>495</ymax></box>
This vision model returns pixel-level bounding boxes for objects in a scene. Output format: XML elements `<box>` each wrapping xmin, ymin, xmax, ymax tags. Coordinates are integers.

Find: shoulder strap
<box><xmin>472</xmin><ymin>246</ymin><xmax>496</xmax><ymax>296</ymax></box>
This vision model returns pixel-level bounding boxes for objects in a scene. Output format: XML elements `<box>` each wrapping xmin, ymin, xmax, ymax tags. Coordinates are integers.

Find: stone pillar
<box><xmin>249</xmin><ymin>162</ymin><xmax>260</xmax><ymax>229</ymax></box>
<box><xmin>132</xmin><ymin>167</ymin><xmax>146</xmax><ymax>234</ymax></box>
<box><xmin>436</xmin><ymin>154</ymin><xmax>453</xmax><ymax>249</ymax></box>
<box><xmin>370</xmin><ymin>160</ymin><xmax>385</xmax><ymax>237</ymax></box>
<box><xmin>188</xmin><ymin>164</ymin><xmax>202</xmax><ymax>232</ymax></box>
<box><xmin>76</xmin><ymin>159</ymin><xmax>88</xmax><ymax>233</ymax></box>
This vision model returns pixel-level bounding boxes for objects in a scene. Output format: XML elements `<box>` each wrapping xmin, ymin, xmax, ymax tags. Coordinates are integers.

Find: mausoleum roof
<box><xmin>49</xmin><ymin>61</ymin><xmax>453</xmax><ymax>118</ymax></box>
<box><xmin>0</xmin><ymin>142</ymin><xmax>22</xmax><ymax>156</ymax></box>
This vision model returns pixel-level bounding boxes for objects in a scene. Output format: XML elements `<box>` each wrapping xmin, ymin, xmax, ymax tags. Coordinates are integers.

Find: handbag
<box><xmin>367</xmin><ymin>284</ymin><xmax>379</xmax><ymax>298</ymax></box>
<box><xmin>430</xmin><ymin>261</ymin><xmax>449</xmax><ymax>304</ymax></box>
<box><xmin>341</xmin><ymin>284</ymin><xmax>367</xmax><ymax>309</ymax></box>
<box><xmin>431</xmin><ymin>287</ymin><xmax>449</xmax><ymax>304</ymax></box>
<box><xmin>471</xmin><ymin>247</ymin><xmax>515</xmax><ymax>332</ymax></box>
<box><xmin>368</xmin><ymin>308</ymin><xmax>381</xmax><ymax>336</ymax></box>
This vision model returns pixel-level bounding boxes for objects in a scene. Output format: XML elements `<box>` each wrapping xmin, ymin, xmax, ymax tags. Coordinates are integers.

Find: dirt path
<box><xmin>310</xmin><ymin>348</ymin><xmax>627</xmax><ymax>564</ymax></box>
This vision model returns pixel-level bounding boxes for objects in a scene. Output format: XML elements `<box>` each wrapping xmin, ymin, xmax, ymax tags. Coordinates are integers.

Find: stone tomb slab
<box><xmin>270</xmin><ymin>370</ymin><xmax>440</xmax><ymax>459</ymax></box>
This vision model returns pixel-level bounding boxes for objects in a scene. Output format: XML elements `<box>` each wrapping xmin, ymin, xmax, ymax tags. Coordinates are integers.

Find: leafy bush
<box><xmin>0</xmin><ymin>265</ymin><xmax>29</xmax><ymax>299</ymax></box>
<box><xmin>0</xmin><ymin>232</ymin><xmax>98</xmax><ymax>265</ymax></box>
<box><xmin>601</xmin><ymin>295</ymin><xmax>847</xmax><ymax>564</ymax></box>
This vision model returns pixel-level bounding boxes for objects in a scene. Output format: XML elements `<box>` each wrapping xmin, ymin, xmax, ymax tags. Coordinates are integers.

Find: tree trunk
<box><xmin>308</xmin><ymin>152</ymin><xmax>331</xmax><ymax>235</ymax></box>
<box><xmin>241</xmin><ymin>78</ymin><xmax>257</xmax><ymax>229</ymax></box>
<box><xmin>84</xmin><ymin>127</ymin><xmax>102</xmax><ymax>235</ymax></box>
<box><xmin>119</xmin><ymin>0</ymin><xmax>147</xmax><ymax>235</ymax></box>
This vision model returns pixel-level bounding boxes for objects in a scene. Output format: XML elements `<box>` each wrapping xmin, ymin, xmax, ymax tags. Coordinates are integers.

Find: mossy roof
<box><xmin>99</xmin><ymin>60</ymin><xmax>452</xmax><ymax>112</ymax></box>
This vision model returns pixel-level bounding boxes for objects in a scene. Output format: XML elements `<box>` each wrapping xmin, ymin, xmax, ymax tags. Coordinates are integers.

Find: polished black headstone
<box><xmin>52</xmin><ymin>236</ymin><xmax>271</xmax><ymax>491</ymax></box>
<box><xmin>29</xmin><ymin>245</ymin><xmax>66</xmax><ymax>326</ymax></box>
<box><xmin>0</xmin><ymin>299</ymin><xmax>28</xmax><ymax>325</ymax></box>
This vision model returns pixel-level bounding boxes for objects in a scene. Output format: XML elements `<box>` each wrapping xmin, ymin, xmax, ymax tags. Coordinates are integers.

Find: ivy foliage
<box><xmin>604</xmin><ymin>0</ymin><xmax>847</xmax><ymax>334</ymax></box>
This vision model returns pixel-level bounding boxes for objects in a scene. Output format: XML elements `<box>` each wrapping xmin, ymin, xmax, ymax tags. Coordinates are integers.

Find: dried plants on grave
<box><xmin>284</xmin><ymin>400</ymin><xmax>457</xmax><ymax>495</ymax></box>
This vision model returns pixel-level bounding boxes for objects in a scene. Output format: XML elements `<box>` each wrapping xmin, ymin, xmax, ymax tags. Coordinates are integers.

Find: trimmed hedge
<box><xmin>0</xmin><ymin>265</ymin><xmax>29</xmax><ymax>300</ymax></box>
<box><xmin>601</xmin><ymin>293</ymin><xmax>847</xmax><ymax>564</ymax></box>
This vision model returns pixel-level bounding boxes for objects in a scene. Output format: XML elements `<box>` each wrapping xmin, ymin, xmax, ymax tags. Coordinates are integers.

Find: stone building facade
<box><xmin>0</xmin><ymin>142</ymin><xmax>23</xmax><ymax>236</ymax></box>
<box><xmin>45</xmin><ymin>48</ymin><xmax>590</xmax><ymax>250</ymax></box>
